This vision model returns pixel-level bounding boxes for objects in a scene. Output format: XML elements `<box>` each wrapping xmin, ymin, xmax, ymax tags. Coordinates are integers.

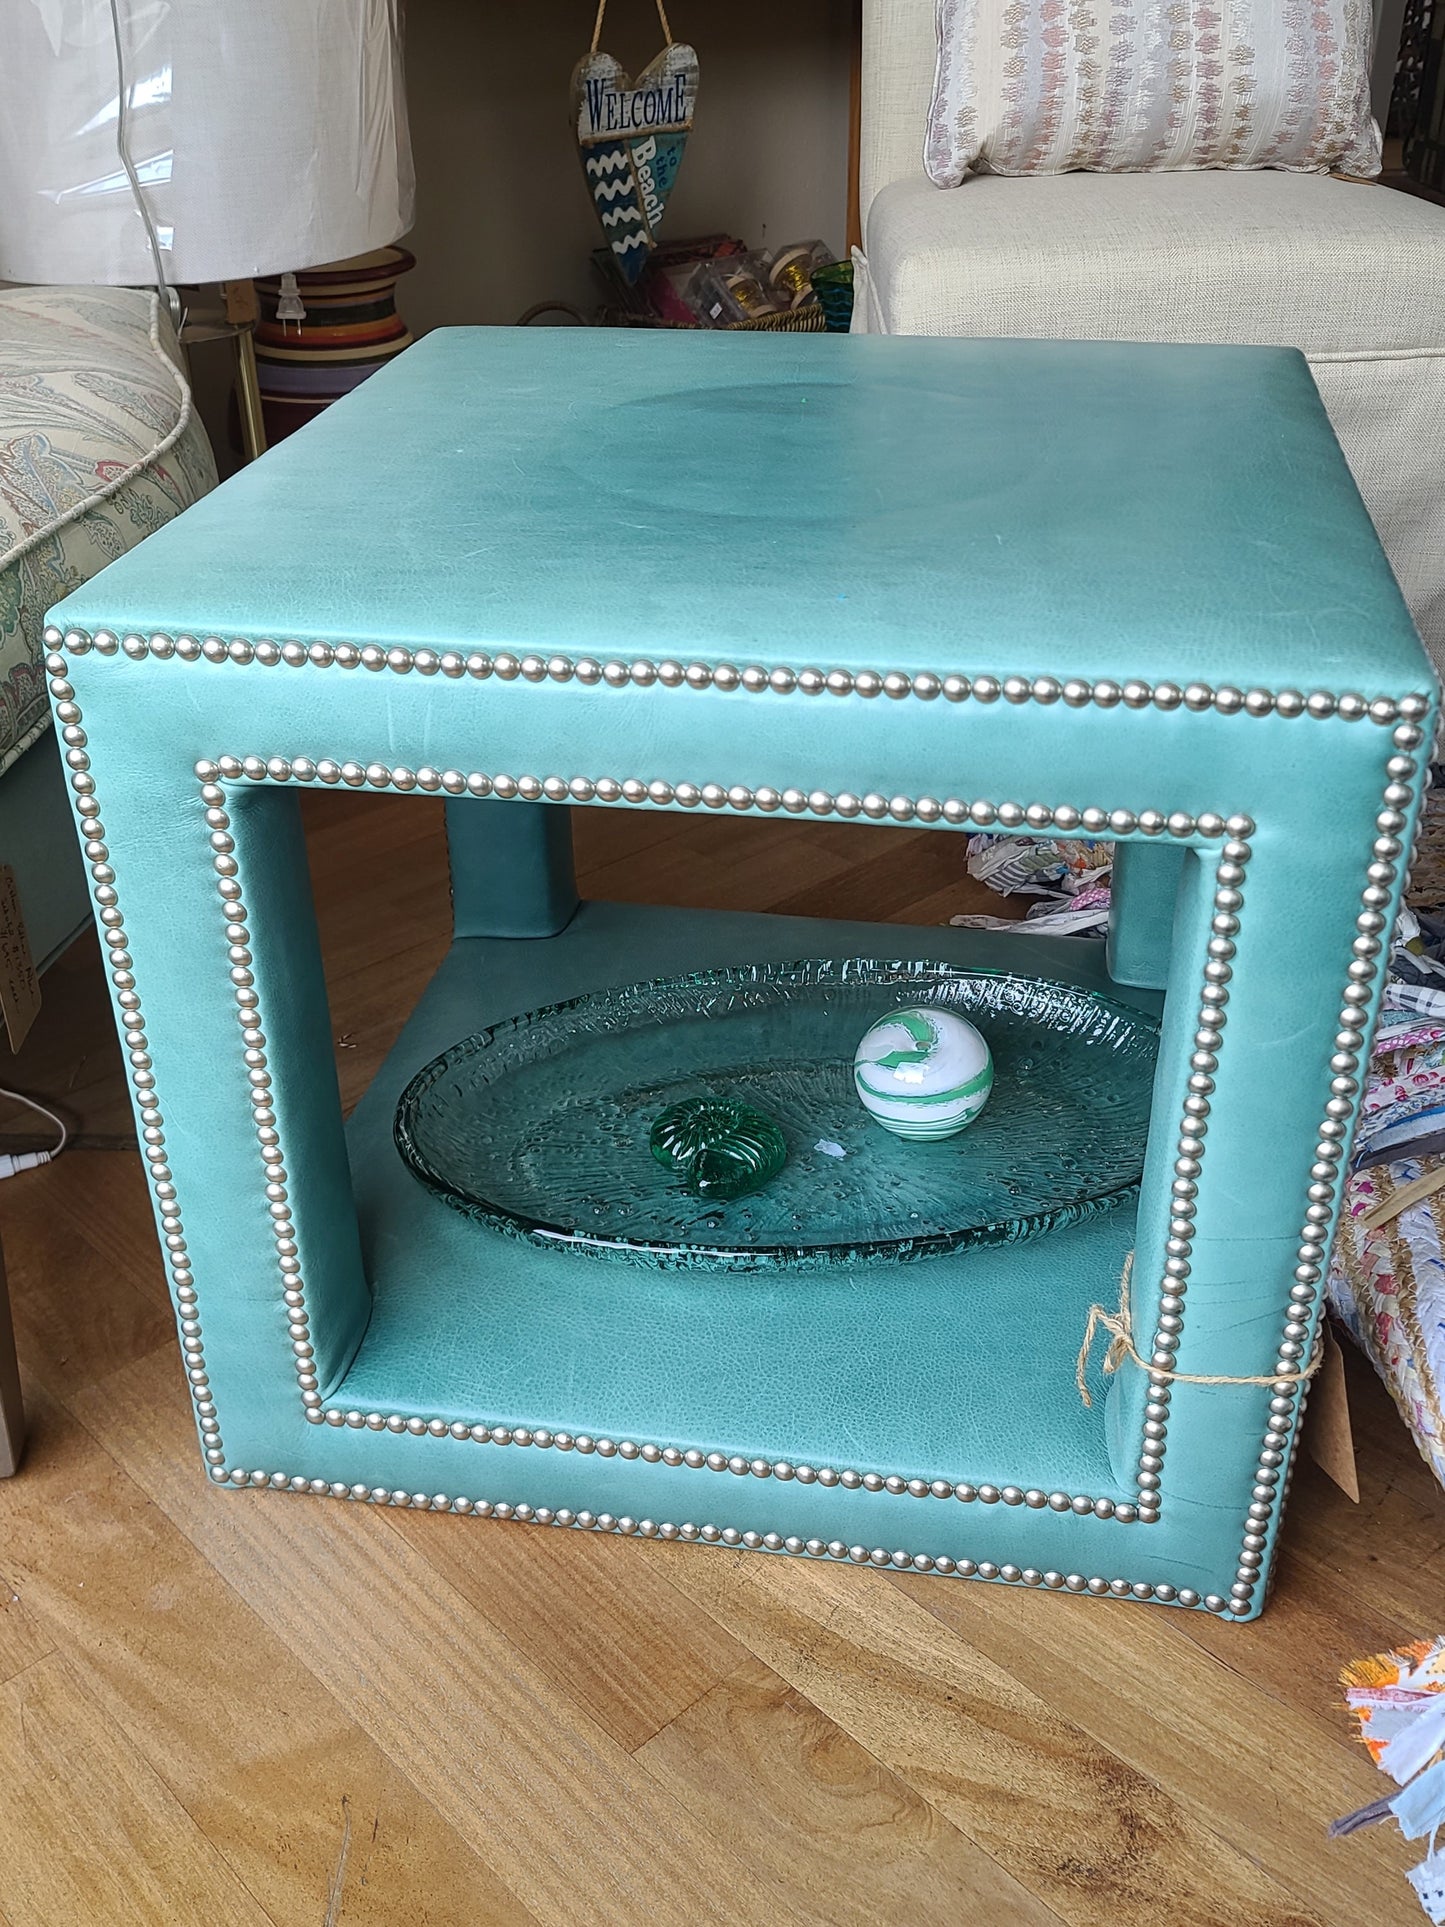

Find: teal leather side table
<box><xmin>45</xmin><ymin>329</ymin><xmax>1439</xmax><ymax>1618</ymax></box>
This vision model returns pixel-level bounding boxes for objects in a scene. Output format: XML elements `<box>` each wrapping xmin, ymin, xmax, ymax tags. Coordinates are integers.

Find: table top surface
<box><xmin>53</xmin><ymin>327</ymin><xmax>1429</xmax><ymax>691</ymax></box>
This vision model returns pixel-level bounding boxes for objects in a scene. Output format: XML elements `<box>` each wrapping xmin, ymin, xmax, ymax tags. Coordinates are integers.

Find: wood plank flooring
<box><xmin>0</xmin><ymin>795</ymin><xmax>1437</xmax><ymax>1925</ymax></box>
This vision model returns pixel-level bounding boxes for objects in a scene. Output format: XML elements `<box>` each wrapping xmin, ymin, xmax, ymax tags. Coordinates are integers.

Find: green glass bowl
<box><xmin>393</xmin><ymin>958</ymin><xmax>1158</xmax><ymax>1271</ymax></box>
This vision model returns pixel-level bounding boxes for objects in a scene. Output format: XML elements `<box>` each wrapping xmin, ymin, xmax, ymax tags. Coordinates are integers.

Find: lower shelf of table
<box><xmin>334</xmin><ymin>900</ymin><xmax>1158</xmax><ymax>1501</ymax></box>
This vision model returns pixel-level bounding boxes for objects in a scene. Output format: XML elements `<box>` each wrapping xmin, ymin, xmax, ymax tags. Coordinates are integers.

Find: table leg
<box><xmin>1108</xmin><ymin>844</ymin><xmax>1185</xmax><ymax>990</ymax></box>
<box><xmin>446</xmin><ymin>798</ymin><xmax>578</xmax><ymax>940</ymax></box>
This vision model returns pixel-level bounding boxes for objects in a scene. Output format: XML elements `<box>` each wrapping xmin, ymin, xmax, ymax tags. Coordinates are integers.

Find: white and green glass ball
<box><xmin>853</xmin><ymin>1006</ymin><xmax>994</xmax><ymax>1141</ymax></box>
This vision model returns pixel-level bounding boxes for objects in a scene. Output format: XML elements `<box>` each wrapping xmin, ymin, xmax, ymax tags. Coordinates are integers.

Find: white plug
<box><xmin>0</xmin><ymin>1088</ymin><xmax>67</xmax><ymax>1181</ymax></box>
<box><xmin>0</xmin><ymin>1149</ymin><xmax>53</xmax><ymax>1180</ymax></box>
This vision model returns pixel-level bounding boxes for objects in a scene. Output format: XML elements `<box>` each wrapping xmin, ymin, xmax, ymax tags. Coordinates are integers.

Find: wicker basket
<box><xmin>596</xmin><ymin>303</ymin><xmax>826</xmax><ymax>332</ymax></box>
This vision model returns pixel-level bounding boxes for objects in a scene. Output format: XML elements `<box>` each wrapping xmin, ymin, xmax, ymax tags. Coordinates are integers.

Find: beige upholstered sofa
<box><xmin>854</xmin><ymin>0</ymin><xmax>1445</xmax><ymax>673</ymax></box>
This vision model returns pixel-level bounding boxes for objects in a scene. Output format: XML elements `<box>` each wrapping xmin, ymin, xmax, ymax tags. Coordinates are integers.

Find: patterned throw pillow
<box><xmin>925</xmin><ymin>0</ymin><xmax>1380</xmax><ymax>187</ymax></box>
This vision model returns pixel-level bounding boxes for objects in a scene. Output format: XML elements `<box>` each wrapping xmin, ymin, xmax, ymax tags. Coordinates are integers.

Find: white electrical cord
<box><xmin>108</xmin><ymin>0</ymin><xmax>177</xmax><ymax>320</ymax></box>
<box><xmin>0</xmin><ymin>1088</ymin><xmax>68</xmax><ymax>1180</ymax></box>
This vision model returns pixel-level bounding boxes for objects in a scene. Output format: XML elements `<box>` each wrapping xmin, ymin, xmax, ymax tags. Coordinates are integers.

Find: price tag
<box><xmin>0</xmin><ymin>866</ymin><xmax>41</xmax><ymax>1052</ymax></box>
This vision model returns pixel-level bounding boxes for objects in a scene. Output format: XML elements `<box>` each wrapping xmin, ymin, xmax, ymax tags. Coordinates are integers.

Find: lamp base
<box><xmin>252</xmin><ymin>247</ymin><xmax>415</xmax><ymax>445</ymax></box>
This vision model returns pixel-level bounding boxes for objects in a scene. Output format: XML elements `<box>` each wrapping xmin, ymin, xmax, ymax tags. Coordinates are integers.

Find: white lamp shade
<box><xmin>0</xmin><ymin>0</ymin><xmax>414</xmax><ymax>285</ymax></box>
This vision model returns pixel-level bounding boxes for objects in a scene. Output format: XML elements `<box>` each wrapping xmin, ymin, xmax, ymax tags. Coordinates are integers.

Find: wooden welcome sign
<box><xmin>572</xmin><ymin>4</ymin><xmax>698</xmax><ymax>285</ymax></box>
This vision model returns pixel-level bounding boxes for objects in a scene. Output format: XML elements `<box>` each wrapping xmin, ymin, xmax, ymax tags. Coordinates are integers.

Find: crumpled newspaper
<box><xmin>950</xmin><ymin>835</ymin><xmax>1113</xmax><ymax>936</ymax></box>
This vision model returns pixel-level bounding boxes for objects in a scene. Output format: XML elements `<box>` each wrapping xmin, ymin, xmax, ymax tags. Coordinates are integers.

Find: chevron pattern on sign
<box><xmin>571</xmin><ymin>42</ymin><xmax>699</xmax><ymax>286</ymax></box>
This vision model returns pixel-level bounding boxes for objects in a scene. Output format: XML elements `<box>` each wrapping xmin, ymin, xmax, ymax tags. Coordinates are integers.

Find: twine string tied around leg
<box><xmin>1076</xmin><ymin>1253</ymin><xmax>1326</xmax><ymax>1408</ymax></box>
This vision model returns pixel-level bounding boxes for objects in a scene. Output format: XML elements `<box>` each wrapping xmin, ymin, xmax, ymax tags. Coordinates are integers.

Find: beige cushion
<box><xmin>861</xmin><ymin>169</ymin><xmax>1445</xmax><ymax>353</ymax></box>
<box><xmin>856</xmin><ymin>167</ymin><xmax>1445</xmax><ymax>669</ymax></box>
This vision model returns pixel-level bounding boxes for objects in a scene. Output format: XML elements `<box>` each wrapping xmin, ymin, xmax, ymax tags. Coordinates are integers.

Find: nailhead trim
<box><xmin>209</xmin><ymin>752</ymin><xmax>1249</xmax><ymax>1520</ymax></box>
<box><xmin>1131</xmin><ymin>827</ymin><xmax>1253</xmax><ymax>1513</ymax></box>
<box><xmin>198</xmin><ymin>783</ymin><xmax>321</xmax><ymax>1410</ymax></box>
<box><xmin>55</xmin><ymin>628</ymin><xmax>1428</xmax><ymax>729</ymax></box>
<box><xmin>209</xmin><ymin>751</ymin><xmax>1171</xmax><ymax>1518</ymax></box>
<box><xmin>1222</xmin><ymin>721</ymin><xmax>1435</xmax><ymax>1612</ymax></box>
<box><xmin>307</xmin><ymin>1407</ymin><xmax>1142</xmax><ymax>1520</ymax></box>
<box><xmin>44</xmin><ymin>652</ymin><xmax>225</xmax><ymax>1468</ymax></box>
<box><xmin>206</xmin><ymin>749</ymin><xmax>1232</xmax><ymax>849</ymax></box>
<box><xmin>210</xmin><ymin>748</ymin><xmax>1239</xmax><ymax>1522</ymax></box>
<box><xmin>208</xmin><ymin>1470</ymin><xmax>1224</xmax><ymax>1609</ymax></box>
<box><xmin>51</xmin><ymin>616</ymin><xmax>1430</xmax><ymax>1609</ymax></box>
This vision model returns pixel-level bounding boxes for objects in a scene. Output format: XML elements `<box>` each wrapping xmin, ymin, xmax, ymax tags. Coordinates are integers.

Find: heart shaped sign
<box><xmin>572</xmin><ymin>42</ymin><xmax>699</xmax><ymax>285</ymax></box>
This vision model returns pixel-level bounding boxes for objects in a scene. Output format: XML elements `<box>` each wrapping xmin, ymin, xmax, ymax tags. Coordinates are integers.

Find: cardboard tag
<box><xmin>0</xmin><ymin>866</ymin><xmax>40</xmax><ymax>1052</ymax></box>
<box><xmin>1306</xmin><ymin>1324</ymin><xmax>1359</xmax><ymax>1503</ymax></box>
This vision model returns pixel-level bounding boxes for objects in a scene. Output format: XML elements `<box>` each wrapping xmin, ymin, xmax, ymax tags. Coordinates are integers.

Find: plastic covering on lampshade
<box><xmin>0</xmin><ymin>0</ymin><xmax>414</xmax><ymax>285</ymax></box>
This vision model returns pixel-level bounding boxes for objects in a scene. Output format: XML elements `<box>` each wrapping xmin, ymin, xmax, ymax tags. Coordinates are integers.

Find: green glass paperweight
<box><xmin>649</xmin><ymin>1097</ymin><xmax>788</xmax><ymax>1200</ymax></box>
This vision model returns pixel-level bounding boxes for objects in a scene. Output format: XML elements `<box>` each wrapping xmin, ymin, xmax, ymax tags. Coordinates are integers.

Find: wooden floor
<box><xmin>1</xmin><ymin>796</ymin><xmax>1440</xmax><ymax>1926</ymax></box>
